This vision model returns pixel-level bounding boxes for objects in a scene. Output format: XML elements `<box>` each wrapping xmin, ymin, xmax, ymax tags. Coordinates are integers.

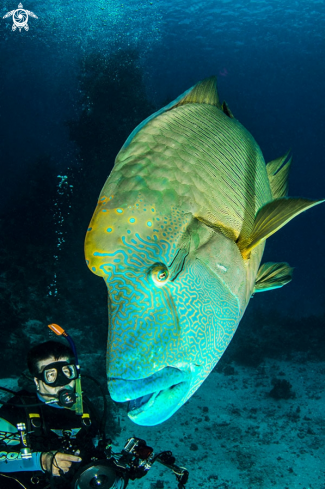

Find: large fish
<box><xmin>84</xmin><ymin>77</ymin><xmax>323</xmax><ymax>426</ymax></box>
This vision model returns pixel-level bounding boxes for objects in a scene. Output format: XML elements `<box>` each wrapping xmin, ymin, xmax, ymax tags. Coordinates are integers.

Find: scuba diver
<box><xmin>0</xmin><ymin>324</ymin><xmax>189</xmax><ymax>489</ymax></box>
<box><xmin>0</xmin><ymin>336</ymin><xmax>102</xmax><ymax>488</ymax></box>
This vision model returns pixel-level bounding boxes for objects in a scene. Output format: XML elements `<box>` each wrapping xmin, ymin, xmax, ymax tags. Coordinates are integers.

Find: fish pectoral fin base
<box><xmin>238</xmin><ymin>197</ymin><xmax>324</xmax><ymax>260</ymax></box>
<box><xmin>254</xmin><ymin>262</ymin><xmax>294</xmax><ymax>292</ymax></box>
<box><xmin>195</xmin><ymin>215</ymin><xmax>239</xmax><ymax>241</ymax></box>
<box><xmin>266</xmin><ymin>150</ymin><xmax>292</xmax><ymax>199</ymax></box>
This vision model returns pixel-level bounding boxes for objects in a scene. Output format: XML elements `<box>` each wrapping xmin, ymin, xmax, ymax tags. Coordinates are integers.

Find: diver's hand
<box><xmin>41</xmin><ymin>450</ymin><xmax>82</xmax><ymax>476</ymax></box>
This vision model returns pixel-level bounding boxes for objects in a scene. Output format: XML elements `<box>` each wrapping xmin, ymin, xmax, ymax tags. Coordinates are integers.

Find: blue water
<box><xmin>0</xmin><ymin>0</ymin><xmax>324</xmax><ymax>315</ymax></box>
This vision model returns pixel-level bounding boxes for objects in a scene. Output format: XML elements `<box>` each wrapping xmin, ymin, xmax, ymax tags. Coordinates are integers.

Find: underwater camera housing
<box><xmin>73</xmin><ymin>436</ymin><xmax>189</xmax><ymax>489</ymax></box>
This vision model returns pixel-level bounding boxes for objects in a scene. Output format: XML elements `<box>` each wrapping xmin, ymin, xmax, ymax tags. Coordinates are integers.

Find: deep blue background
<box><xmin>1</xmin><ymin>0</ymin><xmax>324</xmax><ymax>318</ymax></box>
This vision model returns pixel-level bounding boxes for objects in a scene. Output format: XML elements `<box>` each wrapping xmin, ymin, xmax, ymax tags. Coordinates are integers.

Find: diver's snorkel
<box><xmin>47</xmin><ymin>323</ymin><xmax>83</xmax><ymax>415</ymax></box>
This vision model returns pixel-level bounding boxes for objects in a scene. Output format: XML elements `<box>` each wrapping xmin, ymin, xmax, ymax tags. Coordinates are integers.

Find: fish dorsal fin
<box><xmin>173</xmin><ymin>76</ymin><xmax>221</xmax><ymax>109</ymax></box>
<box><xmin>266</xmin><ymin>151</ymin><xmax>292</xmax><ymax>199</ymax></box>
<box><xmin>238</xmin><ymin>197</ymin><xmax>324</xmax><ymax>260</ymax></box>
<box><xmin>121</xmin><ymin>76</ymin><xmax>221</xmax><ymax>150</ymax></box>
<box><xmin>254</xmin><ymin>262</ymin><xmax>294</xmax><ymax>293</ymax></box>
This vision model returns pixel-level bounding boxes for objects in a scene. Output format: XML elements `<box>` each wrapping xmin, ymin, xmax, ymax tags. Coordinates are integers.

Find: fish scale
<box><xmin>116</xmin><ymin>102</ymin><xmax>271</xmax><ymax>239</ymax></box>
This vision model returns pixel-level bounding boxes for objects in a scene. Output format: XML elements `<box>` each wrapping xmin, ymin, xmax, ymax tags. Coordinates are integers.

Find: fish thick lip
<box><xmin>128</xmin><ymin>379</ymin><xmax>191</xmax><ymax>422</ymax></box>
<box><xmin>108</xmin><ymin>367</ymin><xmax>191</xmax><ymax>403</ymax></box>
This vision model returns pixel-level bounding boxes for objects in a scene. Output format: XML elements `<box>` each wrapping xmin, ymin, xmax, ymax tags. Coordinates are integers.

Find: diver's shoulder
<box><xmin>0</xmin><ymin>389</ymin><xmax>36</xmax><ymax>424</ymax></box>
<box><xmin>0</xmin><ymin>389</ymin><xmax>37</xmax><ymax>408</ymax></box>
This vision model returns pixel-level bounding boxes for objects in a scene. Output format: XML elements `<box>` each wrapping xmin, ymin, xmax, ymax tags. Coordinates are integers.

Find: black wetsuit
<box><xmin>0</xmin><ymin>389</ymin><xmax>101</xmax><ymax>489</ymax></box>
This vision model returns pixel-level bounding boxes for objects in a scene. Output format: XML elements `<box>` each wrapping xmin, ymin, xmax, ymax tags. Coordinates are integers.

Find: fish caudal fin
<box><xmin>238</xmin><ymin>197</ymin><xmax>324</xmax><ymax>260</ymax></box>
<box><xmin>266</xmin><ymin>151</ymin><xmax>292</xmax><ymax>199</ymax></box>
<box><xmin>254</xmin><ymin>262</ymin><xmax>294</xmax><ymax>293</ymax></box>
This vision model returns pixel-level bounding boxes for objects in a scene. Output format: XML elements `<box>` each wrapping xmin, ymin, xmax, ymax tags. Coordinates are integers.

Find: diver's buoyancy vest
<box><xmin>0</xmin><ymin>391</ymin><xmax>99</xmax><ymax>488</ymax></box>
<box><xmin>0</xmin><ymin>390</ymin><xmax>97</xmax><ymax>468</ymax></box>
<box><xmin>15</xmin><ymin>391</ymin><xmax>94</xmax><ymax>452</ymax></box>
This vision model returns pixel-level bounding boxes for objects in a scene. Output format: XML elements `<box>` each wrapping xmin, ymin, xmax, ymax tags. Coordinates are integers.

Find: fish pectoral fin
<box><xmin>238</xmin><ymin>197</ymin><xmax>324</xmax><ymax>259</ymax></box>
<box><xmin>266</xmin><ymin>150</ymin><xmax>292</xmax><ymax>199</ymax></box>
<box><xmin>254</xmin><ymin>262</ymin><xmax>294</xmax><ymax>293</ymax></box>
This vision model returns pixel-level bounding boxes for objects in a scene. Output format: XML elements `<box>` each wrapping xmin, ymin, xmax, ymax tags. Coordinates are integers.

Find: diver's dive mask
<box><xmin>36</xmin><ymin>360</ymin><xmax>79</xmax><ymax>387</ymax></box>
<box><xmin>46</xmin><ymin>324</ymin><xmax>84</xmax><ymax>415</ymax></box>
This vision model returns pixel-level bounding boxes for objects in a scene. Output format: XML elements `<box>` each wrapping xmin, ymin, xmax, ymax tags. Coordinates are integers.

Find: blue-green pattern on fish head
<box><xmin>86</xmin><ymin>190</ymin><xmax>248</xmax><ymax>425</ymax></box>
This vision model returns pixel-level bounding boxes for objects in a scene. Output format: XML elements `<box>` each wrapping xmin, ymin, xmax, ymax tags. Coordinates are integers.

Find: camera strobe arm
<box><xmin>154</xmin><ymin>451</ymin><xmax>189</xmax><ymax>488</ymax></box>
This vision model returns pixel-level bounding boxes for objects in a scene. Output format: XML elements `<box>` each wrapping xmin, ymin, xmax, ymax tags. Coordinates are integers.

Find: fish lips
<box><xmin>108</xmin><ymin>367</ymin><xmax>192</xmax><ymax>426</ymax></box>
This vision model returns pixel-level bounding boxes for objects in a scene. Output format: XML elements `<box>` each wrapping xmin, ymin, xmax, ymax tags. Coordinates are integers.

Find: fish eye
<box><xmin>148</xmin><ymin>263</ymin><xmax>169</xmax><ymax>287</ymax></box>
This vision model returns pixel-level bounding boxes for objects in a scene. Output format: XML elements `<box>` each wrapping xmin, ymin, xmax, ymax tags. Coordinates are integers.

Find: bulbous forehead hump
<box><xmin>85</xmin><ymin>195</ymin><xmax>192</xmax><ymax>274</ymax></box>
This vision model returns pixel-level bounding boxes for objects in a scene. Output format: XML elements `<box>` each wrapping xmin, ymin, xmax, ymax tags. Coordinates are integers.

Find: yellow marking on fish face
<box><xmin>85</xmin><ymin>198</ymin><xmax>190</xmax><ymax>277</ymax></box>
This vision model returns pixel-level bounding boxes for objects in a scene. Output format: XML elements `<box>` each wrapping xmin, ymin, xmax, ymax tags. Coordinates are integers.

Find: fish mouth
<box><xmin>108</xmin><ymin>367</ymin><xmax>192</xmax><ymax>426</ymax></box>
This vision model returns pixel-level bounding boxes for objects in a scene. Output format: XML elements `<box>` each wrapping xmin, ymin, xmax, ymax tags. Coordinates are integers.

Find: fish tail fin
<box><xmin>238</xmin><ymin>197</ymin><xmax>325</xmax><ymax>260</ymax></box>
<box><xmin>266</xmin><ymin>150</ymin><xmax>292</xmax><ymax>198</ymax></box>
<box><xmin>254</xmin><ymin>262</ymin><xmax>294</xmax><ymax>293</ymax></box>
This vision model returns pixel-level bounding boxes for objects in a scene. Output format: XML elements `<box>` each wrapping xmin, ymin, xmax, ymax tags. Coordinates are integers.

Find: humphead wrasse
<box><xmin>85</xmin><ymin>77</ymin><xmax>323</xmax><ymax>426</ymax></box>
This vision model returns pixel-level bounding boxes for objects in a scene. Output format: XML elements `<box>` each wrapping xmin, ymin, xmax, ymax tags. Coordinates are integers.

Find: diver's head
<box><xmin>28</xmin><ymin>341</ymin><xmax>78</xmax><ymax>401</ymax></box>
